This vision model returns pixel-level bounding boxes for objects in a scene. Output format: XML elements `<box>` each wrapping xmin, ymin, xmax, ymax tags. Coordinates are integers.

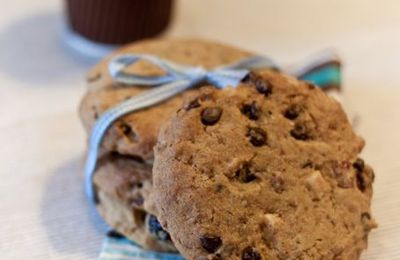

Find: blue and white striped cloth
<box><xmin>99</xmin><ymin>232</ymin><xmax>184</xmax><ymax>260</ymax></box>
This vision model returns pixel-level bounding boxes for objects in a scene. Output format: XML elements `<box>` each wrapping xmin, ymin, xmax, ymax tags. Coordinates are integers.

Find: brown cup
<box><xmin>65</xmin><ymin>0</ymin><xmax>174</xmax><ymax>45</ymax></box>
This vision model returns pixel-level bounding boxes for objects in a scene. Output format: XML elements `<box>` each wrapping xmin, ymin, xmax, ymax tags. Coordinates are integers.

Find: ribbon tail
<box><xmin>84</xmin><ymin>79</ymin><xmax>193</xmax><ymax>202</ymax></box>
<box><xmin>284</xmin><ymin>50</ymin><xmax>341</xmax><ymax>90</ymax></box>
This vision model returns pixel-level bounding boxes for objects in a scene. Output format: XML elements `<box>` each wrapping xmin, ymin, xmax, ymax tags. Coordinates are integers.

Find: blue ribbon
<box><xmin>84</xmin><ymin>54</ymin><xmax>278</xmax><ymax>201</ymax></box>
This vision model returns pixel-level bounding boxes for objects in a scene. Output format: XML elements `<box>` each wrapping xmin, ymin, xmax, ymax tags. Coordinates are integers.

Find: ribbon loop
<box><xmin>109</xmin><ymin>54</ymin><xmax>182</xmax><ymax>86</ymax></box>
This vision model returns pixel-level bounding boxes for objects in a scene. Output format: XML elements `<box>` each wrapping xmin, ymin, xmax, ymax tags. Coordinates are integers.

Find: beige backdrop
<box><xmin>0</xmin><ymin>0</ymin><xmax>399</xmax><ymax>259</ymax></box>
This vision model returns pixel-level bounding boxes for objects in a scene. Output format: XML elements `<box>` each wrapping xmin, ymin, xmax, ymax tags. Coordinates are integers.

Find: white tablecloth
<box><xmin>1</xmin><ymin>0</ymin><xmax>399</xmax><ymax>259</ymax></box>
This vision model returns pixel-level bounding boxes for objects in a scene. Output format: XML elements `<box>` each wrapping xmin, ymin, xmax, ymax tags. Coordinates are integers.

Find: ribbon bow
<box><xmin>85</xmin><ymin>52</ymin><xmax>341</xmax><ymax>202</ymax></box>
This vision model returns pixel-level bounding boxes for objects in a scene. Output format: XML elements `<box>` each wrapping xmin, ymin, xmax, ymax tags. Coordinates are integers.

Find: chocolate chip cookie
<box><xmin>79</xmin><ymin>38</ymin><xmax>253</xmax><ymax>161</ymax></box>
<box><xmin>152</xmin><ymin>70</ymin><xmax>376</xmax><ymax>259</ymax></box>
<box><xmin>80</xmin><ymin>38</ymin><xmax>255</xmax><ymax>250</ymax></box>
<box><xmin>93</xmin><ymin>153</ymin><xmax>176</xmax><ymax>251</ymax></box>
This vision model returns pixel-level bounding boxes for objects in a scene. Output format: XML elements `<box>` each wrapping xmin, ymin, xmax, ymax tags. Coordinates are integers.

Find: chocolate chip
<box><xmin>200</xmin><ymin>235</ymin><xmax>222</xmax><ymax>253</ymax></box>
<box><xmin>242</xmin><ymin>247</ymin><xmax>261</xmax><ymax>260</ymax></box>
<box><xmin>242</xmin><ymin>72</ymin><xmax>272</xmax><ymax>96</ymax></box>
<box><xmin>242</xmin><ymin>102</ymin><xmax>260</xmax><ymax>120</ymax></box>
<box><xmin>186</xmin><ymin>99</ymin><xmax>201</xmax><ymax>110</ymax></box>
<box><xmin>201</xmin><ymin>107</ymin><xmax>223</xmax><ymax>125</ymax></box>
<box><xmin>361</xmin><ymin>212</ymin><xmax>373</xmax><ymax>231</ymax></box>
<box><xmin>236</xmin><ymin>164</ymin><xmax>257</xmax><ymax>183</ymax></box>
<box><xmin>147</xmin><ymin>215</ymin><xmax>171</xmax><ymax>241</ymax></box>
<box><xmin>247</xmin><ymin>127</ymin><xmax>267</xmax><ymax>146</ymax></box>
<box><xmin>302</xmin><ymin>161</ymin><xmax>314</xmax><ymax>169</ymax></box>
<box><xmin>129</xmin><ymin>181</ymin><xmax>143</xmax><ymax>189</ymax></box>
<box><xmin>361</xmin><ymin>212</ymin><xmax>371</xmax><ymax>222</ymax></box>
<box><xmin>255</xmin><ymin>79</ymin><xmax>272</xmax><ymax>96</ymax></box>
<box><xmin>120</xmin><ymin>123</ymin><xmax>136</xmax><ymax>141</ymax></box>
<box><xmin>290</xmin><ymin>123</ymin><xmax>310</xmax><ymax>140</ymax></box>
<box><xmin>284</xmin><ymin>104</ymin><xmax>302</xmax><ymax>120</ymax></box>
<box><xmin>356</xmin><ymin>170</ymin><xmax>366</xmax><ymax>192</ymax></box>
<box><xmin>353</xmin><ymin>158</ymin><xmax>365</xmax><ymax>172</ymax></box>
<box><xmin>353</xmin><ymin>158</ymin><xmax>367</xmax><ymax>192</ymax></box>
<box><xmin>121</xmin><ymin>123</ymin><xmax>131</xmax><ymax>135</ymax></box>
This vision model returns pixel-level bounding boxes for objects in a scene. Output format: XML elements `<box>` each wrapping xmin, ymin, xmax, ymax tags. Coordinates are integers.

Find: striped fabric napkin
<box><xmin>99</xmin><ymin>231</ymin><xmax>184</xmax><ymax>260</ymax></box>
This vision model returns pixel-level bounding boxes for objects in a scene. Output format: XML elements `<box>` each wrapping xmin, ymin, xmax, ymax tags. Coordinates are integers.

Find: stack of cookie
<box><xmin>79</xmin><ymin>38</ymin><xmax>376</xmax><ymax>259</ymax></box>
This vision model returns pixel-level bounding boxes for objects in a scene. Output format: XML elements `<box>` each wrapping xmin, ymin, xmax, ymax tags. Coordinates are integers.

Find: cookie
<box><xmin>152</xmin><ymin>70</ymin><xmax>376</xmax><ymax>259</ymax></box>
<box><xmin>93</xmin><ymin>153</ymin><xmax>176</xmax><ymax>252</ymax></box>
<box><xmin>79</xmin><ymin>38</ymin><xmax>253</xmax><ymax>161</ymax></box>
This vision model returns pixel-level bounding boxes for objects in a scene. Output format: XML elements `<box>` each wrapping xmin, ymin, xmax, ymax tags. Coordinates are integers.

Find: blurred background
<box><xmin>0</xmin><ymin>0</ymin><xmax>399</xmax><ymax>259</ymax></box>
